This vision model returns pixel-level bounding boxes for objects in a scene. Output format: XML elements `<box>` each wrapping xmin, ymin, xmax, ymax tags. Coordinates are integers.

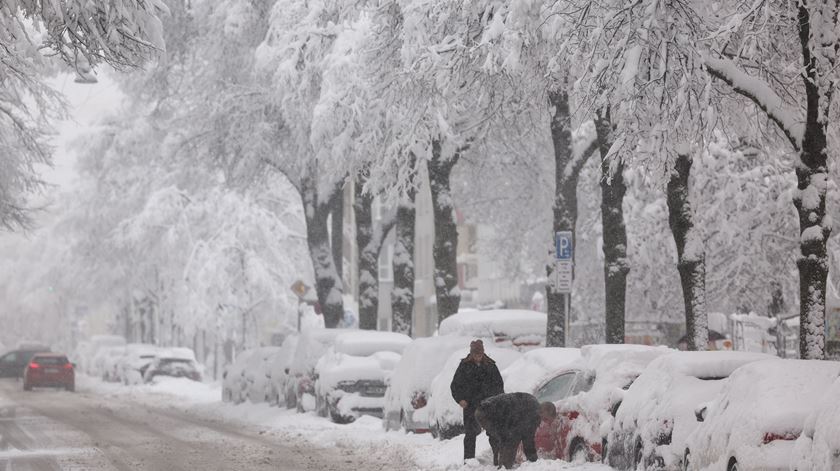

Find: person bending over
<box><xmin>475</xmin><ymin>392</ymin><xmax>541</xmax><ymax>469</ymax></box>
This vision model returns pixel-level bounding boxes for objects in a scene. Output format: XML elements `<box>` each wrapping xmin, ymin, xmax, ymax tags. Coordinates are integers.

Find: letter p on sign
<box><xmin>555</xmin><ymin>231</ymin><xmax>573</xmax><ymax>261</ymax></box>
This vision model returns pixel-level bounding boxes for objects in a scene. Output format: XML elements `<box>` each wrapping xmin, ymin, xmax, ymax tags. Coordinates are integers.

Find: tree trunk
<box><xmin>666</xmin><ymin>152</ymin><xmax>708</xmax><ymax>351</ymax></box>
<box><xmin>545</xmin><ymin>89</ymin><xmax>599</xmax><ymax>347</ymax></box>
<box><xmin>392</xmin><ymin>183</ymin><xmax>417</xmax><ymax>336</ymax></box>
<box><xmin>301</xmin><ymin>177</ymin><xmax>345</xmax><ymax>328</ymax></box>
<box><xmin>330</xmin><ymin>187</ymin><xmax>344</xmax><ymax>285</ymax></box>
<box><xmin>429</xmin><ymin>140</ymin><xmax>461</xmax><ymax>322</ymax></box>
<box><xmin>354</xmin><ymin>172</ymin><xmax>378</xmax><ymax>330</ymax></box>
<box><xmin>794</xmin><ymin>4</ymin><xmax>831</xmax><ymax>360</ymax></box>
<box><xmin>595</xmin><ymin>109</ymin><xmax>629</xmax><ymax>345</ymax></box>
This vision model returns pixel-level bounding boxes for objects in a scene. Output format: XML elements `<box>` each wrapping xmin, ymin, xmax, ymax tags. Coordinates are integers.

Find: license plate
<box><xmin>45</xmin><ymin>368</ymin><xmax>59</xmax><ymax>374</ymax></box>
<box><xmin>367</xmin><ymin>387</ymin><xmax>385</xmax><ymax>395</ymax></box>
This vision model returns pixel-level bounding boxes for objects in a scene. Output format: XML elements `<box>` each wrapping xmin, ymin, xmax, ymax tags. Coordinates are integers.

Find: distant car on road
<box><xmin>23</xmin><ymin>353</ymin><xmax>75</xmax><ymax>391</ymax></box>
<box><xmin>143</xmin><ymin>348</ymin><xmax>202</xmax><ymax>383</ymax></box>
<box><xmin>0</xmin><ymin>348</ymin><xmax>52</xmax><ymax>378</ymax></box>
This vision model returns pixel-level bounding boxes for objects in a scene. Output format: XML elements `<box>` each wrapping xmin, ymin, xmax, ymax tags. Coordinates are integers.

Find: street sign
<box><xmin>553</xmin><ymin>260</ymin><xmax>573</xmax><ymax>293</ymax></box>
<box><xmin>555</xmin><ymin>231</ymin><xmax>573</xmax><ymax>261</ymax></box>
<box><xmin>290</xmin><ymin>280</ymin><xmax>310</xmax><ymax>298</ymax></box>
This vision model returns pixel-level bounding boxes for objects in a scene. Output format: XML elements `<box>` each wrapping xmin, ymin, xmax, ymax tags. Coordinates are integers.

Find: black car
<box><xmin>0</xmin><ymin>348</ymin><xmax>51</xmax><ymax>378</ymax></box>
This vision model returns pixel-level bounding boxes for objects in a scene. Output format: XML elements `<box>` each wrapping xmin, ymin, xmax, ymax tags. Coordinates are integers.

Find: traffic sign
<box><xmin>555</xmin><ymin>231</ymin><xmax>573</xmax><ymax>260</ymax></box>
<box><xmin>553</xmin><ymin>260</ymin><xmax>573</xmax><ymax>293</ymax></box>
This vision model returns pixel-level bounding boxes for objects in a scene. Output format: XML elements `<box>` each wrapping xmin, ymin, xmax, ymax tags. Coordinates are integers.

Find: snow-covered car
<box><xmin>383</xmin><ymin>335</ymin><xmax>473</xmax><ymax>433</ymax></box>
<box><xmin>314</xmin><ymin>331</ymin><xmax>411</xmax><ymax>423</ymax></box>
<box><xmin>286</xmin><ymin>328</ymin><xmax>347</xmax><ymax>412</ymax></box>
<box><xmin>607</xmin><ymin>351</ymin><xmax>776</xmax><ymax>471</ymax></box>
<box><xmin>143</xmin><ymin>347</ymin><xmax>202</xmax><ymax>383</ymax></box>
<box><xmin>86</xmin><ymin>335</ymin><xmax>126</xmax><ymax>376</ymax></box>
<box><xmin>438</xmin><ymin>309</ymin><xmax>547</xmax><ymax>351</ymax></box>
<box><xmin>502</xmin><ymin>347</ymin><xmax>582</xmax><ymax>394</ymax></box>
<box><xmin>97</xmin><ymin>346</ymin><xmax>127</xmax><ymax>382</ymax></box>
<box><xmin>222</xmin><ymin>348</ymin><xmax>259</xmax><ymax>404</ymax></box>
<box><xmin>684</xmin><ymin>359</ymin><xmax>840</xmax><ymax>471</ymax></box>
<box><xmin>245</xmin><ymin>346</ymin><xmax>283</xmax><ymax>404</ymax></box>
<box><xmin>426</xmin><ymin>346</ymin><xmax>522</xmax><ymax>440</ymax></box>
<box><xmin>268</xmin><ymin>334</ymin><xmax>298</xmax><ymax>406</ymax></box>
<box><xmin>115</xmin><ymin>343</ymin><xmax>160</xmax><ymax>384</ymax></box>
<box><xmin>532</xmin><ymin>344</ymin><xmax>672</xmax><ymax>464</ymax></box>
<box><xmin>791</xmin><ymin>372</ymin><xmax>840</xmax><ymax>471</ymax></box>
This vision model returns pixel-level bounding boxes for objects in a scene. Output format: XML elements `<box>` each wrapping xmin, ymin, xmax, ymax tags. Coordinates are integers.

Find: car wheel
<box><xmin>727</xmin><ymin>458</ymin><xmax>738</xmax><ymax>471</ymax></box>
<box><xmin>570</xmin><ymin>439</ymin><xmax>589</xmax><ymax>464</ymax></box>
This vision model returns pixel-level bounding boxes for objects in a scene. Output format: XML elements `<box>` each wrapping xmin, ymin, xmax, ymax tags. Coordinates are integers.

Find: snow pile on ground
<box><xmin>87</xmin><ymin>374</ymin><xmax>220</xmax><ymax>404</ymax></box>
<box><xmin>792</xmin><ymin>374</ymin><xmax>840</xmax><ymax>471</ymax></box>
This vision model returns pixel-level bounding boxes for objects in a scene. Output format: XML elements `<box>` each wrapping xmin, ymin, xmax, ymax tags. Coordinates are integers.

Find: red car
<box><xmin>23</xmin><ymin>353</ymin><xmax>75</xmax><ymax>391</ymax></box>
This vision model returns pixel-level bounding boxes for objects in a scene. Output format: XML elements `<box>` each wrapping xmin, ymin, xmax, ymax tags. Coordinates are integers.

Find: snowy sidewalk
<box><xmin>82</xmin><ymin>376</ymin><xmax>612</xmax><ymax>471</ymax></box>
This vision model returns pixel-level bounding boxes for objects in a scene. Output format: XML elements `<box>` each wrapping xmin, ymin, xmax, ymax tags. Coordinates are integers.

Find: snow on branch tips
<box><xmin>701</xmin><ymin>53</ymin><xmax>805</xmax><ymax>150</ymax></box>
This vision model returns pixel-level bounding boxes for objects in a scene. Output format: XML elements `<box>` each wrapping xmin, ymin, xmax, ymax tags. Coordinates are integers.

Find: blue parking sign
<box><xmin>555</xmin><ymin>231</ymin><xmax>573</xmax><ymax>260</ymax></box>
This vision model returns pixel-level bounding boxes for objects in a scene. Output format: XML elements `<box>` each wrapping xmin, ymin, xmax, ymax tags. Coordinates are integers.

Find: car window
<box><xmin>1</xmin><ymin>353</ymin><xmax>17</xmax><ymax>363</ymax></box>
<box><xmin>571</xmin><ymin>372</ymin><xmax>595</xmax><ymax>395</ymax></box>
<box><xmin>34</xmin><ymin>356</ymin><xmax>68</xmax><ymax>365</ymax></box>
<box><xmin>536</xmin><ymin>372</ymin><xmax>578</xmax><ymax>402</ymax></box>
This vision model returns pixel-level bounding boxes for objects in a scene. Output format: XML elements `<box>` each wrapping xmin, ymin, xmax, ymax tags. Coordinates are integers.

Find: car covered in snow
<box><xmin>438</xmin><ymin>309</ymin><xmax>547</xmax><ymax>351</ymax></box>
<box><xmin>143</xmin><ymin>347</ymin><xmax>202</xmax><ymax>383</ymax></box>
<box><xmin>223</xmin><ymin>348</ymin><xmax>259</xmax><ymax>404</ymax></box>
<box><xmin>607</xmin><ymin>351</ymin><xmax>775</xmax><ymax>470</ymax></box>
<box><xmin>268</xmin><ymin>334</ymin><xmax>299</xmax><ymax>406</ymax></box>
<box><xmin>314</xmin><ymin>331</ymin><xmax>411</xmax><ymax>423</ymax></box>
<box><xmin>791</xmin><ymin>372</ymin><xmax>840</xmax><ymax>471</ymax></box>
<box><xmin>86</xmin><ymin>335</ymin><xmax>126</xmax><ymax>376</ymax></box>
<box><xmin>244</xmin><ymin>346</ymin><xmax>283</xmax><ymax>404</ymax></box>
<box><xmin>285</xmin><ymin>328</ymin><xmax>347</xmax><ymax>412</ymax></box>
<box><xmin>115</xmin><ymin>343</ymin><xmax>160</xmax><ymax>385</ymax></box>
<box><xmin>383</xmin><ymin>335</ymin><xmax>474</xmax><ymax>433</ymax></box>
<box><xmin>98</xmin><ymin>346</ymin><xmax>127</xmax><ymax>382</ymax></box>
<box><xmin>502</xmin><ymin>347</ymin><xmax>582</xmax><ymax>395</ymax></box>
<box><xmin>684</xmin><ymin>359</ymin><xmax>840</xmax><ymax>471</ymax></box>
<box><xmin>426</xmin><ymin>346</ymin><xmax>522</xmax><ymax>439</ymax></box>
<box><xmin>533</xmin><ymin>344</ymin><xmax>672</xmax><ymax>464</ymax></box>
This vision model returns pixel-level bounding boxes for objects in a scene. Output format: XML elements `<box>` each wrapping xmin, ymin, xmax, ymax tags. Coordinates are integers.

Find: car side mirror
<box><xmin>695</xmin><ymin>406</ymin><xmax>707</xmax><ymax>422</ymax></box>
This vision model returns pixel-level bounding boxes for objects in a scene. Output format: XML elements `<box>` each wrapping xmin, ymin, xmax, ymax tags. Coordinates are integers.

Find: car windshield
<box><xmin>159</xmin><ymin>358</ymin><xmax>192</xmax><ymax>366</ymax></box>
<box><xmin>536</xmin><ymin>372</ymin><xmax>578</xmax><ymax>402</ymax></box>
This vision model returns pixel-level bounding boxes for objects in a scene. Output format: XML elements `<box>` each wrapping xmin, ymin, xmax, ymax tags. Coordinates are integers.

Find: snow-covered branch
<box><xmin>702</xmin><ymin>54</ymin><xmax>804</xmax><ymax>150</ymax></box>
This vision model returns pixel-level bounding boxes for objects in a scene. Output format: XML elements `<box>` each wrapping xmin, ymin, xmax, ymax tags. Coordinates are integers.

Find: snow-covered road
<box><xmin>0</xmin><ymin>377</ymin><xmax>614</xmax><ymax>470</ymax></box>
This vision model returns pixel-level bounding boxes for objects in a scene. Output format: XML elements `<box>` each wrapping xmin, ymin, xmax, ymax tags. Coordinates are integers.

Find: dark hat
<box><xmin>470</xmin><ymin>339</ymin><xmax>484</xmax><ymax>354</ymax></box>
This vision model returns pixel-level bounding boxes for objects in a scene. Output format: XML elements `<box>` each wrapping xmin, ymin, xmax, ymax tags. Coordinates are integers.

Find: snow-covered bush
<box><xmin>426</xmin><ymin>346</ymin><xmax>521</xmax><ymax>440</ymax></box>
<box><xmin>438</xmin><ymin>309</ymin><xmax>547</xmax><ymax>351</ymax></box>
<box><xmin>244</xmin><ymin>347</ymin><xmax>283</xmax><ymax>404</ymax></box>
<box><xmin>685</xmin><ymin>359</ymin><xmax>840</xmax><ymax>471</ymax></box>
<box><xmin>222</xmin><ymin>349</ymin><xmax>258</xmax><ymax>404</ymax></box>
<box><xmin>608</xmin><ymin>351</ymin><xmax>776</xmax><ymax>470</ymax></box>
<box><xmin>383</xmin><ymin>335</ymin><xmax>473</xmax><ymax>432</ymax></box>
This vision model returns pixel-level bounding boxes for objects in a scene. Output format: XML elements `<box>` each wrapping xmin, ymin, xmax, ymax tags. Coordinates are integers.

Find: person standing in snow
<box><xmin>450</xmin><ymin>339</ymin><xmax>504</xmax><ymax>463</ymax></box>
<box><xmin>474</xmin><ymin>392</ymin><xmax>542</xmax><ymax>469</ymax></box>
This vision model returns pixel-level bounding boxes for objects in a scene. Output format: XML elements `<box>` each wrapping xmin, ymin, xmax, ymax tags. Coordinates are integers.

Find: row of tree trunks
<box><xmin>594</xmin><ymin>109</ymin><xmax>630</xmax><ymax>345</ymax></box>
<box><xmin>429</xmin><ymin>140</ymin><xmax>462</xmax><ymax>323</ymax></box>
<box><xmin>301</xmin><ymin>175</ymin><xmax>345</xmax><ymax>328</ymax></box>
<box><xmin>666</xmin><ymin>152</ymin><xmax>709</xmax><ymax>351</ymax></box>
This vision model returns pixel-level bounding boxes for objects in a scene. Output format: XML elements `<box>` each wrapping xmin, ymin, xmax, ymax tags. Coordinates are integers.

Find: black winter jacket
<box><xmin>475</xmin><ymin>392</ymin><xmax>541</xmax><ymax>441</ymax></box>
<box><xmin>450</xmin><ymin>356</ymin><xmax>504</xmax><ymax>407</ymax></box>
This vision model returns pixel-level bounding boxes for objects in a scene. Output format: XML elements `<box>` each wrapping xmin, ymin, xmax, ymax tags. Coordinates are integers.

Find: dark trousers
<box><xmin>491</xmin><ymin>425</ymin><xmax>539</xmax><ymax>469</ymax></box>
<box><xmin>463</xmin><ymin>406</ymin><xmax>480</xmax><ymax>460</ymax></box>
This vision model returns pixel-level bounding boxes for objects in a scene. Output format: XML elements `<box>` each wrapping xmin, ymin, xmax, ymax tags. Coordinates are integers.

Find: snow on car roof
<box><xmin>157</xmin><ymin>347</ymin><xmax>196</xmax><ymax>361</ymax></box>
<box><xmin>652</xmin><ymin>350</ymin><xmax>776</xmax><ymax>379</ymax></box>
<box><xmin>710</xmin><ymin>359</ymin><xmax>840</xmax><ymax>434</ymax></box>
<box><xmin>503</xmin><ymin>347</ymin><xmax>582</xmax><ymax>394</ymax></box>
<box><xmin>437</xmin><ymin>309</ymin><xmax>547</xmax><ymax>338</ymax></box>
<box><xmin>333</xmin><ymin>331</ymin><xmax>412</xmax><ymax>356</ymax></box>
